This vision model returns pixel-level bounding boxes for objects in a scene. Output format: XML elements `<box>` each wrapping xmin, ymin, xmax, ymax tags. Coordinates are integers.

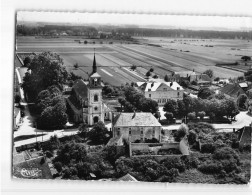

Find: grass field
<box><xmin>16</xmin><ymin>36</ymin><xmax>251</xmax><ymax>86</ymax></box>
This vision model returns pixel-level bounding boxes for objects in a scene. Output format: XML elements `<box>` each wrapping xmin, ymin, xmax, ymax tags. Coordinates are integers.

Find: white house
<box><xmin>137</xmin><ymin>80</ymin><xmax>184</xmax><ymax>106</ymax></box>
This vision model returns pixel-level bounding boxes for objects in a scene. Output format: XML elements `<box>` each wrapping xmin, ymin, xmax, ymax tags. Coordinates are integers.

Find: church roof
<box><xmin>72</xmin><ymin>79</ymin><xmax>88</xmax><ymax>99</ymax></box>
<box><xmin>113</xmin><ymin>112</ymin><xmax>161</xmax><ymax>127</ymax></box>
<box><xmin>90</xmin><ymin>72</ymin><xmax>101</xmax><ymax>78</ymax></box>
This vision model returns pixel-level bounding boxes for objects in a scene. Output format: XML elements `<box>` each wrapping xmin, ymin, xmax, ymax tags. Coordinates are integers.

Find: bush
<box><xmin>157</xmin><ymin>148</ymin><xmax>181</xmax><ymax>155</ymax></box>
<box><xmin>181</xmin><ymin>155</ymin><xmax>200</xmax><ymax>169</ymax></box>
<box><xmin>187</xmin><ymin>112</ymin><xmax>196</xmax><ymax>120</ymax></box>
<box><xmin>161</xmin><ymin>157</ymin><xmax>186</xmax><ymax>173</ymax></box>
<box><xmin>188</xmin><ymin>130</ymin><xmax>197</xmax><ymax>145</ymax></box>
<box><xmin>54</xmin><ymin>161</ymin><xmax>63</xmax><ymax>173</ymax></box>
<box><xmin>213</xmin><ymin>147</ymin><xmax>239</xmax><ymax>161</ymax></box>
<box><xmin>201</xmin><ymin>142</ymin><xmax>216</xmax><ymax>153</ymax></box>
<box><xmin>198</xmin><ymin>161</ymin><xmax>222</xmax><ymax>174</ymax></box>
<box><xmin>174</xmin><ymin>124</ymin><xmax>189</xmax><ymax>142</ymax></box>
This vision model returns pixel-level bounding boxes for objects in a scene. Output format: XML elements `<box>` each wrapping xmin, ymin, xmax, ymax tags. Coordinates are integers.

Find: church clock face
<box><xmin>94</xmin><ymin>78</ymin><xmax>97</xmax><ymax>82</ymax></box>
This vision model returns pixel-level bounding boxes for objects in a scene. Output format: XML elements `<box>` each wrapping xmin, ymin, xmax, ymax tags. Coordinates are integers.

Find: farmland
<box><xmin>16</xmin><ymin>36</ymin><xmax>251</xmax><ymax>86</ymax></box>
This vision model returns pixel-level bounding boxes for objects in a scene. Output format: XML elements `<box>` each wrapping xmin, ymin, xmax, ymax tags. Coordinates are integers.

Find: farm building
<box><xmin>189</xmin><ymin>73</ymin><xmax>212</xmax><ymax>87</ymax></box>
<box><xmin>219</xmin><ymin>83</ymin><xmax>246</xmax><ymax>99</ymax></box>
<box><xmin>66</xmin><ymin>54</ymin><xmax>111</xmax><ymax>125</ymax></box>
<box><xmin>112</xmin><ymin>112</ymin><xmax>162</xmax><ymax>142</ymax></box>
<box><xmin>136</xmin><ymin>81</ymin><xmax>184</xmax><ymax>105</ymax></box>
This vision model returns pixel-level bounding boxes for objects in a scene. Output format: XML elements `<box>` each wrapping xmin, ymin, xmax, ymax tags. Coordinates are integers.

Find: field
<box><xmin>16</xmin><ymin>36</ymin><xmax>252</xmax><ymax>86</ymax></box>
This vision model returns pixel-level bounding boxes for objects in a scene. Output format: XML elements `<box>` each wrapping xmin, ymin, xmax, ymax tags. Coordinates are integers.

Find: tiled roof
<box><xmin>174</xmin><ymin>71</ymin><xmax>195</xmax><ymax>78</ymax></box>
<box><xmin>117</xmin><ymin>173</ymin><xmax>138</xmax><ymax>182</ymax></box>
<box><xmin>220</xmin><ymin>83</ymin><xmax>245</xmax><ymax>98</ymax></box>
<box><xmin>137</xmin><ymin>81</ymin><xmax>183</xmax><ymax>92</ymax></box>
<box><xmin>113</xmin><ymin>112</ymin><xmax>161</xmax><ymax>127</ymax></box>
<box><xmin>72</xmin><ymin>79</ymin><xmax>88</xmax><ymax>99</ymax></box>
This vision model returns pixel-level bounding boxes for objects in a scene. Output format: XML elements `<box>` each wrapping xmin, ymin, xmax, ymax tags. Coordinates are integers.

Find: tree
<box><xmin>78</xmin><ymin>123</ymin><xmax>89</xmax><ymax>138</ymax></box>
<box><xmin>214</xmin><ymin>77</ymin><xmax>220</xmax><ymax>82</ymax></box>
<box><xmin>180</xmin><ymin>79</ymin><xmax>189</xmax><ymax>88</ymax></box>
<box><xmin>176</xmin><ymin>99</ymin><xmax>186</xmax><ymax>118</ymax></box>
<box><xmin>55</xmin><ymin>141</ymin><xmax>87</xmax><ymax>165</ymax></box>
<box><xmin>130</xmin><ymin>65</ymin><xmax>137</xmax><ymax>71</ymax></box>
<box><xmin>198</xmin><ymin>111</ymin><xmax>206</xmax><ymax>120</ymax></box>
<box><xmin>54</xmin><ymin>162</ymin><xmax>63</xmax><ymax>173</ymax></box>
<box><xmin>153</xmin><ymin>75</ymin><xmax>158</xmax><ymax>79</ymax></box>
<box><xmin>164</xmin><ymin>75</ymin><xmax>169</xmax><ymax>82</ymax></box>
<box><xmin>174</xmin><ymin>124</ymin><xmax>189</xmax><ymax>142</ymax></box>
<box><xmin>146</xmin><ymin>71</ymin><xmax>151</xmax><ymax>77</ymax></box>
<box><xmin>22</xmin><ymin>52</ymin><xmax>68</xmax><ymax>101</ymax></box>
<box><xmin>73</xmin><ymin>63</ymin><xmax>79</xmax><ymax>69</ymax></box>
<box><xmin>187</xmin><ymin>112</ymin><xmax>196</xmax><ymax>120</ymax></box>
<box><xmin>87</xmin><ymin>121</ymin><xmax>111</xmax><ymax>145</ymax></box>
<box><xmin>163</xmin><ymin>99</ymin><xmax>178</xmax><ymax>115</ymax></box>
<box><xmin>237</xmin><ymin>94</ymin><xmax>248</xmax><ymax>109</ymax></box>
<box><xmin>14</xmin><ymin>94</ymin><xmax>21</xmax><ymax>104</ymax></box>
<box><xmin>203</xmin><ymin>69</ymin><xmax>214</xmax><ymax>78</ymax></box>
<box><xmin>23</xmin><ymin>56</ymin><xmax>31</xmax><ymax>67</ymax></box>
<box><xmin>241</xmin><ymin>56</ymin><xmax>251</xmax><ymax>61</ymax></box>
<box><xmin>164</xmin><ymin>112</ymin><xmax>174</xmax><ymax>124</ymax></box>
<box><xmin>150</xmin><ymin>68</ymin><xmax>154</xmax><ymax>72</ymax></box>
<box><xmin>84</xmin><ymin>40</ymin><xmax>88</xmax><ymax>44</ymax></box>
<box><xmin>198</xmin><ymin>88</ymin><xmax>214</xmax><ymax>99</ymax></box>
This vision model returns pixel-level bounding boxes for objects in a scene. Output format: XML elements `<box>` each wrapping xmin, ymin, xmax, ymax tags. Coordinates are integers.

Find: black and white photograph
<box><xmin>9</xmin><ymin>4</ymin><xmax>252</xmax><ymax>186</ymax></box>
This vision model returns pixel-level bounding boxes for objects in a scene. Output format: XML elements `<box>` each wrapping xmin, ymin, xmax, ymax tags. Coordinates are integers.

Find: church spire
<box><xmin>93</xmin><ymin>48</ymin><xmax>97</xmax><ymax>73</ymax></box>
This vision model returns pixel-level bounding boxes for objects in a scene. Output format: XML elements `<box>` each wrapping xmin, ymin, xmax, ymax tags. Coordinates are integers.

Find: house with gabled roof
<box><xmin>112</xmin><ymin>112</ymin><xmax>162</xmax><ymax>142</ymax></box>
<box><xmin>137</xmin><ymin>81</ymin><xmax>184</xmax><ymax>106</ymax></box>
<box><xmin>219</xmin><ymin>83</ymin><xmax>245</xmax><ymax>99</ymax></box>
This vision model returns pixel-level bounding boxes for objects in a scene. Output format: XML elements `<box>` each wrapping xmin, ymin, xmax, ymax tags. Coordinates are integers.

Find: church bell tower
<box><xmin>87</xmin><ymin>50</ymin><xmax>104</xmax><ymax>125</ymax></box>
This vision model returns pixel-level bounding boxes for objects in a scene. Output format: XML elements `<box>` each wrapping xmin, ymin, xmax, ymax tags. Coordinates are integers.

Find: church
<box><xmin>66</xmin><ymin>53</ymin><xmax>111</xmax><ymax>125</ymax></box>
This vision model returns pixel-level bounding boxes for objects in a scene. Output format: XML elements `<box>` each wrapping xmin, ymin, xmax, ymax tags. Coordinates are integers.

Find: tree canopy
<box><xmin>203</xmin><ymin>69</ymin><xmax>214</xmax><ymax>78</ymax></box>
<box><xmin>22</xmin><ymin>52</ymin><xmax>68</xmax><ymax>101</ymax></box>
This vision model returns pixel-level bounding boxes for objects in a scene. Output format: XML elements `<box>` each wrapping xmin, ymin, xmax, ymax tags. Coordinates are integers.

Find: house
<box><xmin>112</xmin><ymin>112</ymin><xmax>162</xmax><ymax>142</ymax></box>
<box><xmin>66</xmin><ymin>53</ymin><xmax>110</xmax><ymax>125</ymax></box>
<box><xmin>219</xmin><ymin>83</ymin><xmax>246</xmax><ymax>99</ymax></box>
<box><xmin>137</xmin><ymin>81</ymin><xmax>184</xmax><ymax>106</ymax></box>
<box><xmin>238</xmin><ymin>82</ymin><xmax>249</xmax><ymax>91</ymax></box>
<box><xmin>189</xmin><ymin>73</ymin><xmax>212</xmax><ymax>87</ymax></box>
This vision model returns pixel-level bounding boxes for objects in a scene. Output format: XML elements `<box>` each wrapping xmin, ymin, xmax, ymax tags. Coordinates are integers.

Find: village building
<box><xmin>136</xmin><ymin>80</ymin><xmax>184</xmax><ymax>106</ymax></box>
<box><xmin>218</xmin><ymin>83</ymin><xmax>246</xmax><ymax>99</ymax></box>
<box><xmin>112</xmin><ymin>112</ymin><xmax>162</xmax><ymax>142</ymax></box>
<box><xmin>189</xmin><ymin>73</ymin><xmax>212</xmax><ymax>87</ymax></box>
<box><xmin>66</xmin><ymin>54</ymin><xmax>111</xmax><ymax>125</ymax></box>
<box><xmin>237</xmin><ymin>125</ymin><xmax>252</xmax><ymax>148</ymax></box>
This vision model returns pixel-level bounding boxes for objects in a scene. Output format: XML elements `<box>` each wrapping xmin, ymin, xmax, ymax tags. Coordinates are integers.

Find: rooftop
<box><xmin>116</xmin><ymin>173</ymin><xmax>138</xmax><ymax>182</ymax></box>
<box><xmin>137</xmin><ymin>81</ymin><xmax>183</xmax><ymax>92</ymax></box>
<box><xmin>220</xmin><ymin>83</ymin><xmax>245</xmax><ymax>98</ymax></box>
<box><xmin>113</xmin><ymin>112</ymin><xmax>162</xmax><ymax>127</ymax></box>
<box><xmin>72</xmin><ymin>79</ymin><xmax>88</xmax><ymax>99</ymax></box>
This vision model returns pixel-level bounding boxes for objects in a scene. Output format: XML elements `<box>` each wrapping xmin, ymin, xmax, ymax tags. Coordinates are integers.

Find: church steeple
<box><xmin>92</xmin><ymin>48</ymin><xmax>97</xmax><ymax>73</ymax></box>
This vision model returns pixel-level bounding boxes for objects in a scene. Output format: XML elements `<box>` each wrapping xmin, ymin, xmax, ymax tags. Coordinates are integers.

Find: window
<box><xmin>117</xmin><ymin>128</ymin><xmax>120</xmax><ymax>136</ymax></box>
<box><xmin>94</xmin><ymin>94</ymin><xmax>98</xmax><ymax>102</ymax></box>
<box><xmin>129</xmin><ymin>128</ymin><xmax>131</xmax><ymax>135</ymax></box>
<box><xmin>177</xmin><ymin>92</ymin><xmax>180</xmax><ymax>97</ymax></box>
<box><xmin>149</xmin><ymin>94</ymin><xmax>151</xmax><ymax>98</ymax></box>
<box><xmin>141</xmin><ymin>128</ymin><xmax>143</xmax><ymax>135</ymax></box>
<box><xmin>163</xmin><ymin>88</ymin><xmax>167</xmax><ymax>91</ymax></box>
<box><xmin>94</xmin><ymin>106</ymin><xmax>98</xmax><ymax>111</ymax></box>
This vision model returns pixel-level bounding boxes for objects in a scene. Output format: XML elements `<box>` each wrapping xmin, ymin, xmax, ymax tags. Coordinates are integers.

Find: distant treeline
<box><xmin>16</xmin><ymin>24</ymin><xmax>252</xmax><ymax>39</ymax></box>
<box><xmin>115</xmin><ymin>28</ymin><xmax>252</xmax><ymax>39</ymax></box>
<box><xmin>17</xmin><ymin>25</ymin><xmax>98</xmax><ymax>36</ymax></box>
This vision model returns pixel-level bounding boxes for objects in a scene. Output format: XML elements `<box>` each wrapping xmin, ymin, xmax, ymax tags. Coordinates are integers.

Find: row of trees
<box><xmin>21</xmin><ymin>52</ymin><xmax>72</xmax><ymax>129</ymax></box>
<box><xmin>163</xmin><ymin>94</ymin><xmax>239</xmax><ymax>122</ymax></box>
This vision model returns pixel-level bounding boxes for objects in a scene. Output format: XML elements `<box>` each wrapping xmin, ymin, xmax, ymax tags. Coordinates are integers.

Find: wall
<box><xmin>114</xmin><ymin>126</ymin><xmax>162</xmax><ymax>142</ymax></box>
<box><xmin>145</xmin><ymin>90</ymin><xmax>183</xmax><ymax>105</ymax></box>
<box><xmin>129</xmin><ymin>142</ymin><xmax>180</xmax><ymax>157</ymax></box>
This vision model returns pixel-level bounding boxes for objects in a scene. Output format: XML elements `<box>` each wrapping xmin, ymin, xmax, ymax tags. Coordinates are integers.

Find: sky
<box><xmin>17</xmin><ymin>11</ymin><xmax>252</xmax><ymax>31</ymax></box>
